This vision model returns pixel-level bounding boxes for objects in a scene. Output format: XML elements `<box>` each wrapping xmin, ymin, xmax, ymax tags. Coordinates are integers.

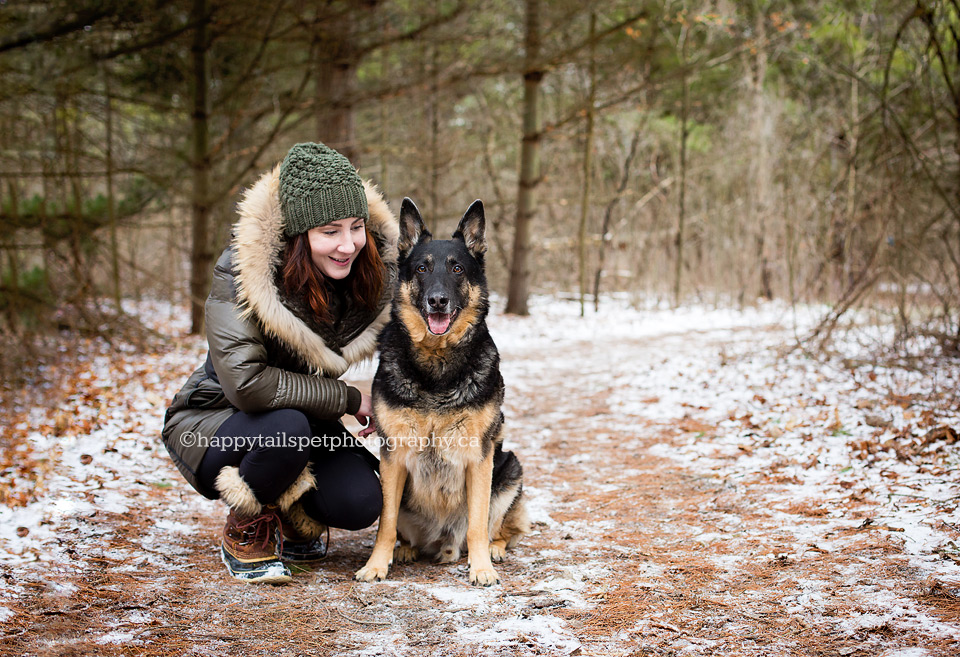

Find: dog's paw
<box><xmin>355</xmin><ymin>563</ymin><xmax>389</xmax><ymax>582</ymax></box>
<box><xmin>437</xmin><ymin>545</ymin><xmax>461</xmax><ymax>564</ymax></box>
<box><xmin>394</xmin><ymin>544</ymin><xmax>418</xmax><ymax>563</ymax></box>
<box><xmin>469</xmin><ymin>565</ymin><xmax>500</xmax><ymax>587</ymax></box>
<box><xmin>489</xmin><ymin>543</ymin><xmax>506</xmax><ymax>563</ymax></box>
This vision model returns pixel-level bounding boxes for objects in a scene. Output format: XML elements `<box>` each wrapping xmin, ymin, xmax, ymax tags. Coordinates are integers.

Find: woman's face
<box><xmin>307</xmin><ymin>217</ymin><xmax>367</xmax><ymax>280</ymax></box>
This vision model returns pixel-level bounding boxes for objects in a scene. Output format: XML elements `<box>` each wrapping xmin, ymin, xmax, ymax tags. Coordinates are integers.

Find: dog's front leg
<box><xmin>355</xmin><ymin>452</ymin><xmax>406</xmax><ymax>582</ymax></box>
<box><xmin>465</xmin><ymin>449</ymin><xmax>498</xmax><ymax>586</ymax></box>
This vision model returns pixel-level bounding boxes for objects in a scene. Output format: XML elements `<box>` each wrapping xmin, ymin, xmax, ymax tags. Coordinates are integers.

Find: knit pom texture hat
<box><xmin>278</xmin><ymin>142</ymin><xmax>369</xmax><ymax>237</ymax></box>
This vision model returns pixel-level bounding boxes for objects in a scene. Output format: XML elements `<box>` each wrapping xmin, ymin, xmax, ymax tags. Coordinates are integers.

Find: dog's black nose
<box><xmin>428</xmin><ymin>295</ymin><xmax>449</xmax><ymax>312</ymax></box>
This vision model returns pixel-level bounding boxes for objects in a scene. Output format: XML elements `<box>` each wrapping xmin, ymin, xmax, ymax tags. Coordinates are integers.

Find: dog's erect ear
<box><xmin>453</xmin><ymin>199</ymin><xmax>486</xmax><ymax>258</ymax></box>
<box><xmin>398</xmin><ymin>197</ymin><xmax>431</xmax><ymax>256</ymax></box>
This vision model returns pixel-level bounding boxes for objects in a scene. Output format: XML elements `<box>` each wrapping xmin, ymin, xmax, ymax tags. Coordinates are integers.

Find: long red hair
<box><xmin>281</xmin><ymin>227</ymin><xmax>385</xmax><ymax>322</ymax></box>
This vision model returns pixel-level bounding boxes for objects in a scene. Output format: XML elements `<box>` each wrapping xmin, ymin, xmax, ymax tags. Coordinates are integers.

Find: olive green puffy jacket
<box><xmin>161</xmin><ymin>165</ymin><xmax>398</xmax><ymax>496</ymax></box>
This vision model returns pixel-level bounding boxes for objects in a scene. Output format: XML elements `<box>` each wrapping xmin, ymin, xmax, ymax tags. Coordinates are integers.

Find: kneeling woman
<box><xmin>162</xmin><ymin>143</ymin><xmax>398</xmax><ymax>583</ymax></box>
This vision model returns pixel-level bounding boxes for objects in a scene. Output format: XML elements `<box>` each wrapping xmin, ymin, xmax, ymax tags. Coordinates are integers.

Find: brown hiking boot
<box><xmin>220</xmin><ymin>505</ymin><xmax>291</xmax><ymax>584</ymax></box>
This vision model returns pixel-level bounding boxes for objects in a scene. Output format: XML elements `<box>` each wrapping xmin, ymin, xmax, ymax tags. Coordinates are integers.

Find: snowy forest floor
<box><xmin>1</xmin><ymin>295</ymin><xmax>959</xmax><ymax>656</ymax></box>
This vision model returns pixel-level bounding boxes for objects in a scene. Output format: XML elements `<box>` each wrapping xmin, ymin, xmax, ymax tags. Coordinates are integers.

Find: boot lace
<box><xmin>236</xmin><ymin>507</ymin><xmax>284</xmax><ymax>554</ymax></box>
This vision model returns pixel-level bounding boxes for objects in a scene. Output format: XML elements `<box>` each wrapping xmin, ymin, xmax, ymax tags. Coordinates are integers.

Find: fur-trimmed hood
<box><xmin>231</xmin><ymin>164</ymin><xmax>399</xmax><ymax>378</ymax></box>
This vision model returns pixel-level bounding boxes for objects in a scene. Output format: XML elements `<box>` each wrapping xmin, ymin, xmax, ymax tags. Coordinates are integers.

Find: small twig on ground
<box><xmin>650</xmin><ymin>621</ymin><xmax>682</xmax><ymax>633</ymax></box>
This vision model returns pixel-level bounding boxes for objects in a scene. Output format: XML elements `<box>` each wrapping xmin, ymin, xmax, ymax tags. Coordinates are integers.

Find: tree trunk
<box><xmin>104</xmin><ymin>64</ymin><xmax>121</xmax><ymax>312</ymax></box>
<box><xmin>428</xmin><ymin>0</ymin><xmax>441</xmax><ymax>234</ymax></box>
<box><xmin>316</xmin><ymin>53</ymin><xmax>358</xmax><ymax>164</ymax></box>
<box><xmin>313</xmin><ymin>4</ymin><xmax>379</xmax><ymax>166</ymax></box>
<box><xmin>578</xmin><ymin>12</ymin><xmax>597</xmax><ymax>317</ymax></box>
<box><xmin>378</xmin><ymin>76</ymin><xmax>390</xmax><ymax>193</ymax></box>
<box><xmin>751</xmin><ymin>9</ymin><xmax>773</xmax><ymax>301</ymax></box>
<box><xmin>66</xmin><ymin>95</ymin><xmax>90</xmax><ymax>305</ymax></box>
<box><xmin>845</xmin><ymin>15</ymin><xmax>860</xmax><ymax>297</ymax></box>
<box><xmin>673</xmin><ymin>24</ymin><xmax>689</xmax><ymax>308</ymax></box>
<box><xmin>784</xmin><ymin>174</ymin><xmax>797</xmax><ymax>311</ymax></box>
<box><xmin>506</xmin><ymin>0</ymin><xmax>543</xmax><ymax>316</ymax></box>
<box><xmin>477</xmin><ymin>94</ymin><xmax>511</xmax><ymax>271</ymax></box>
<box><xmin>594</xmin><ymin>127</ymin><xmax>641</xmax><ymax>312</ymax></box>
<box><xmin>189</xmin><ymin>0</ymin><xmax>212</xmax><ymax>335</ymax></box>
<box><xmin>4</xmin><ymin>180</ymin><xmax>21</xmax><ymax>334</ymax></box>
<box><xmin>952</xmin><ymin>2</ymin><xmax>960</xmax><ymax>338</ymax></box>
<box><xmin>376</xmin><ymin>31</ymin><xmax>390</xmax><ymax>192</ymax></box>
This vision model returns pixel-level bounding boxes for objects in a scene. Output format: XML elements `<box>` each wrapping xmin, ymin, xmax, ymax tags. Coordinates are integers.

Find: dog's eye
<box><xmin>452</xmin><ymin>264</ymin><xmax>463</xmax><ymax>274</ymax></box>
<box><xmin>416</xmin><ymin>264</ymin><xmax>428</xmax><ymax>273</ymax></box>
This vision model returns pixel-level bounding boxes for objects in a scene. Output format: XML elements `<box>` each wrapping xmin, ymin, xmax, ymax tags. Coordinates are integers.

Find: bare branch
<box><xmin>0</xmin><ymin>5</ymin><xmax>111</xmax><ymax>54</ymax></box>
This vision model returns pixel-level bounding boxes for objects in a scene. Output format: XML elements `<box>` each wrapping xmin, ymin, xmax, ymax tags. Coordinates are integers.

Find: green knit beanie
<box><xmin>278</xmin><ymin>142</ymin><xmax>369</xmax><ymax>237</ymax></box>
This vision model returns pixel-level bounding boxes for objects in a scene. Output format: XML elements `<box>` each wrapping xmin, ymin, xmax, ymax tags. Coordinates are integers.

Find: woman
<box><xmin>161</xmin><ymin>142</ymin><xmax>398</xmax><ymax>584</ymax></box>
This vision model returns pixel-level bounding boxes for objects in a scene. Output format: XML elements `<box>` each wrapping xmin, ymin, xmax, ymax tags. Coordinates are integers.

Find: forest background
<box><xmin>0</xmin><ymin>0</ymin><xmax>958</xmax><ymax>363</ymax></box>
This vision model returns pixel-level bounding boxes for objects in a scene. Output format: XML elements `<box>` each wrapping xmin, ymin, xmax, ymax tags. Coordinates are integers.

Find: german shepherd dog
<box><xmin>355</xmin><ymin>198</ymin><xmax>529</xmax><ymax>586</ymax></box>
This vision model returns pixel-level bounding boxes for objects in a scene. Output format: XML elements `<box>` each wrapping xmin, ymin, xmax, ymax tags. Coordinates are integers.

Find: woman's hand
<box><xmin>354</xmin><ymin>392</ymin><xmax>378</xmax><ymax>438</ymax></box>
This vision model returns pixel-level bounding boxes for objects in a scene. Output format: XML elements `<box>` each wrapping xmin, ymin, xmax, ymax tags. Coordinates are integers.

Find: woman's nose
<box><xmin>337</xmin><ymin>232</ymin><xmax>356</xmax><ymax>253</ymax></box>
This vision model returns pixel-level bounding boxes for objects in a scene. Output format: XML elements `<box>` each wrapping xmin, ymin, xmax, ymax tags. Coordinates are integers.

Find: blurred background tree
<box><xmin>0</xmin><ymin>0</ymin><xmax>957</xmax><ymax>359</ymax></box>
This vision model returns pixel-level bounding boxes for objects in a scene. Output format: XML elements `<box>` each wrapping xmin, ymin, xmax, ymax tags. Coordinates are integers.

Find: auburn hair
<box><xmin>281</xmin><ymin>227</ymin><xmax>385</xmax><ymax>322</ymax></box>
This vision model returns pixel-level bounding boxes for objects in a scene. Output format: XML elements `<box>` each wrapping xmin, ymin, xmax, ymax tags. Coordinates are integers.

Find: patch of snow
<box><xmin>96</xmin><ymin>631</ymin><xmax>138</xmax><ymax>645</ymax></box>
<box><xmin>457</xmin><ymin>614</ymin><xmax>580</xmax><ymax>654</ymax></box>
<box><xmin>50</xmin><ymin>581</ymin><xmax>77</xmax><ymax>596</ymax></box>
<box><xmin>427</xmin><ymin>585</ymin><xmax>490</xmax><ymax>612</ymax></box>
<box><xmin>535</xmin><ymin>568</ymin><xmax>584</xmax><ymax>593</ymax></box>
<box><xmin>521</xmin><ymin>485</ymin><xmax>556</xmax><ymax>527</ymax></box>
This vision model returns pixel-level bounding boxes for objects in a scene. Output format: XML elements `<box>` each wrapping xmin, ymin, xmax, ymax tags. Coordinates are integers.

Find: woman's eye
<box><xmin>352</xmin><ymin>225</ymin><xmax>364</xmax><ymax>231</ymax></box>
<box><xmin>323</xmin><ymin>231</ymin><xmax>337</xmax><ymax>237</ymax></box>
<box><xmin>417</xmin><ymin>264</ymin><xmax>427</xmax><ymax>273</ymax></box>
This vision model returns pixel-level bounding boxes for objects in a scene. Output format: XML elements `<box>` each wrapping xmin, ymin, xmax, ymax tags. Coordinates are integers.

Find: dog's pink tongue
<box><xmin>427</xmin><ymin>313</ymin><xmax>452</xmax><ymax>335</ymax></box>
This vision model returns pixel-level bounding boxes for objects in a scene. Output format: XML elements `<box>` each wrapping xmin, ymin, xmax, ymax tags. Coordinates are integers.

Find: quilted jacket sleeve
<box><xmin>204</xmin><ymin>248</ymin><xmax>353</xmax><ymax>420</ymax></box>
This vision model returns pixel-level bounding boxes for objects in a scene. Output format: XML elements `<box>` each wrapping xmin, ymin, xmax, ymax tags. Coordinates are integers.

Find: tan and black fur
<box><xmin>355</xmin><ymin>199</ymin><xmax>529</xmax><ymax>586</ymax></box>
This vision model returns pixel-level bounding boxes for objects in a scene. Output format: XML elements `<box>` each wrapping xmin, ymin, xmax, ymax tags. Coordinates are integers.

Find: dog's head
<box><xmin>395</xmin><ymin>198</ymin><xmax>487</xmax><ymax>338</ymax></box>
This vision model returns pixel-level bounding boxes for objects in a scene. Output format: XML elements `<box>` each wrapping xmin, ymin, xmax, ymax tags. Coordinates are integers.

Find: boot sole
<box><xmin>221</xmin><ymin>547</ymin><xmax>292</xmax><ymax>584</ymax></box>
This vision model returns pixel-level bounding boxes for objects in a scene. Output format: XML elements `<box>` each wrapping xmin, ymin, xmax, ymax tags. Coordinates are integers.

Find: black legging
<box><xmin>197</xmin><ymin>409</ymin><xmax>381</xmax><ymax>531</ymax></box>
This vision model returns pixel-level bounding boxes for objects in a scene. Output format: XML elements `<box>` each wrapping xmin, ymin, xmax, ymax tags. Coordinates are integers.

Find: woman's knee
<box><xmin>302</xmin><ymin>468</ymin><xmax>382</xmax><ymax>531</ymax></box>
<box><xmin>216</xmin><ymin>408</ymin><xmax>312</xmax><ymax>444</ymax></box>
<box><xmin>342</xmin><ymin>479</ymin><xmax>382</xmax><ymax>530</ymax></box>
<box><xmin>262</xmin><ymin>408</ymin><xmax>312</xmax><ymax>439</ymax></box>
<box><xmin>231</xmin><ymin>409</ymin><xmax>314</xmax><ymax>484</ymax></box>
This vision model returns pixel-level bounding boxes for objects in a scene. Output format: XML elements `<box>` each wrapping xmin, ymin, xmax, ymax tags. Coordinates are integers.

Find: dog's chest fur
<box><xmin>375</xmin><ymin>400</ymin><xmax>500</xmax><ymax>517</ymax></box>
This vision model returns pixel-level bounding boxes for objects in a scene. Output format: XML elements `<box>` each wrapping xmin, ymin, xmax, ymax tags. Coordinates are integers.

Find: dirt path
<box><xmin>2</xmin><ymin>309</ymin><xmax>959</xmax><ymax>656</ymax></box>
<box><xmin>498</xmin><ymin>333</ymin><xmax>960</xmax><ymax>656</ymax></box>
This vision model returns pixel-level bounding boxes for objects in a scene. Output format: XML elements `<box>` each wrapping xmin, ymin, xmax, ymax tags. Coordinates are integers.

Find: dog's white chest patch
<box><xmin>403</xmin><ymin>452</ymin><xmax>467</xmax><ymax>516</ymax></box>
